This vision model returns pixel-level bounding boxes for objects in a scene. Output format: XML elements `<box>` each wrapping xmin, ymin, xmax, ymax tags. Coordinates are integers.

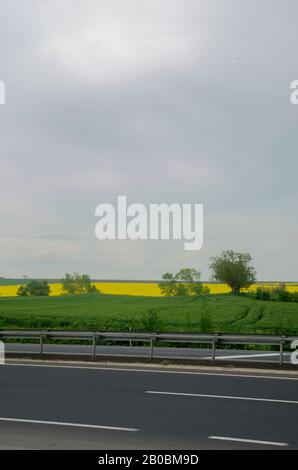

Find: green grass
<box><xmin>0</xmin><ymin>278</ymin><xmax>57</xmax><ymax>286</ymax></box>
<box><xmin>0</xmin><ymin>293</ymin><xmax>297</xmax><ymax>334</ymax></box>
<box><xmin>0</xmin><ymin>278</ymin><xmax>27</xmax><ymax>286</ymax></box>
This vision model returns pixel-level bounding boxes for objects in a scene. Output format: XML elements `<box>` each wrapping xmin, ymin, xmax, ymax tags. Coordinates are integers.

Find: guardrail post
<box><xmin>149</xmin><ymin>337</ymin><xmax>154</xmax><ymax>361</ymax></box>
<box><xmin>39</xmin><ymin>335</ymin><xmax>44</xmax><ymax>357</ymax></box>
<box><xmin>212</xmin><ymin>334</ymin><xmax>219</xmax><ymax>360</ymax></box>
<box><xmin>279</xmin><ymin>336</ymin><xmax>286</xmax><ymax>366</ymax></box>
<box><xmin>92</xmin><ymin>335</ymin><xmax>97</xmax><ymax>360</ymax></box>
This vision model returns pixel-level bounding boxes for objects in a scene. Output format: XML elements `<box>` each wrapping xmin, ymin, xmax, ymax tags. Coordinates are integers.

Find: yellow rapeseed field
<box><xmin>0</xmin><ymin>282</ymin><xmax>298</xmax><ymax>297</ymax></box>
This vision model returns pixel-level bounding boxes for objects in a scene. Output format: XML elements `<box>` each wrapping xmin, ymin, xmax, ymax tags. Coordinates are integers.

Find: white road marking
<box><xmin>0</xmin><ymin>417</ymin><xmax>138</xmax><ymax>432</ymax></box>
<box><xmin>2</xmin><ymin>362</ymin><xmax>298</xmax><ymax>381</ymax></box>
<box><xmin>146</xmin><ymin>390</ymin><xmax>298</xmax><ymax>404</ymax></box>
<box><xmin>208</xmin><ymin>436</ymin><xmax>288</xmax><ymax>447</ymax></box>
<box><xmin>204</xmin><ymin>353</ymin><xmax>280</xmax><ymax>360</ymax></box>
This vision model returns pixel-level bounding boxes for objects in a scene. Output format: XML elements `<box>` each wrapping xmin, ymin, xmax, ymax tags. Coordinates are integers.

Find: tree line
<box><xmin>159</xmin><ymin>250</ymin><xmax>256</xmax><ymax>295</ymax></box>
<box><xmin>16</xmin><ymin>250</ymin><xmax>257</xmax><ymax>298</ymax></box>
<box><xmin>15</xmin><ymin>249</ymin><xmax>297</xmax><ymax>304</ymax></box>
<box><xmin>17</xmin><ymin>273</ymin><xmax>99</xmax><ymax>297</ymax></box>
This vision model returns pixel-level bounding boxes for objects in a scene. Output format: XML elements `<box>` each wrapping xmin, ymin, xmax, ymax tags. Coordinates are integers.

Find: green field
<box><xmin>0</xmin><ymin>293</ymin><xmax>297</xmax><ymax>335</ymax></box>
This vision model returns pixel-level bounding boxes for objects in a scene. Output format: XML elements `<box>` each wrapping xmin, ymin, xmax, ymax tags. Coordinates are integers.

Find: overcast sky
<box><xmin>0</xmin><ymin>0</ymin><xmax>297</xmax><ymax>280</ymax></box>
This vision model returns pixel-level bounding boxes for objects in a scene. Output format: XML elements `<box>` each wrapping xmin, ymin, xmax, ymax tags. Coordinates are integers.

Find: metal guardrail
<box><xmin>0</xmin><ymin>329</ymin><xmax>297</xmax><ymax>365</ymax></box>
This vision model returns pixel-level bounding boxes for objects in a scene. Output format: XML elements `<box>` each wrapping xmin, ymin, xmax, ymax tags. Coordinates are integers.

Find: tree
<box><xmin>61</xmin><ymin>273</ymin><xmax>99</xmax><ymax>295</ymax></box>
<box><xmin>159</xmin><ymin>268</ymin><xmax>203</xmax><ymax>296</ymax></box>
<box><xmin>17</xmin><ymin>285</ymin><xmax>29</xmax><ymax>297</ymax></box>
<box><xmin>174</xmin><ymin>282</ymin><xmax>189</xmax><ymax>296</ymax></box>
<box><xmin>17</xmin><ymin>280</ymin><xmax>50</xmax><ymax>297</ymax></box>
<box><xmin>175</xmin><ymin>268</ymin><xmax>202</xmax><ymax>295</ymax></box>
<box><xmin>209</xmin><ymin>250</ymin><xmax>256</xmax><ymax>294</ymax></box>
<box><xmin>158</xmin><ymin>273</ymin><xmax>177</xmax><ymax>296</ymax></box>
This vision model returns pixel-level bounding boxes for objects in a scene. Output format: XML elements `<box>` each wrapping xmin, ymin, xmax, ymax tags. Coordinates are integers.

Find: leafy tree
<box><xmin>175</xmin><ymin>268</ymin><xmax>202</xmax><ymax>295</ymax></box>
<box><xmin>17</xmin><ymin>285</ymin><xmax>29</xmax><ymax>297</ymax></box>
<box><xmin>88</xmin><ymin>284</ymin><xmax>100</xmax><ymax>294</ymax></box>
<box><xmin>17</xmin><ymin>280</ymin><xmax>50</xmax><ymax>297</ymax></box>
<box><xmin>209</xmin><ymin>250</ymin><xmax>256</xmax><ymax>294</ymax></box>
<box><xmin>159</xmin><ymin>268</ymin><xmax>203</xmax><ymax>296</ymax></box>
<box><xmin>158</xmin><ymin>272</ymin><xmax>178</xmax><ymax>296</ymax></box>
<box><xmin>174</xmin><ymin>283</ymin><xmax>189</xmax><ymax>296</ymax></box>
<box><xmin>61</xmin><ymin>273</ymin><xmax>99</xmax><ymax>295</ymax></box>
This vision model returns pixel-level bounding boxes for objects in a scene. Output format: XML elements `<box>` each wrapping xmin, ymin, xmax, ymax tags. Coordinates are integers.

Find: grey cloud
<box><xmin>0</xmin><ymin>0</ymin><xmax>298</xmax><ymax>279</ymax></box>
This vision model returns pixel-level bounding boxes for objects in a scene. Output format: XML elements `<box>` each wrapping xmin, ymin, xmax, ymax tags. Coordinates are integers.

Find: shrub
<box><xmin>17</xmin><ymin>285</ymin><xmax>29</xmax><ymax>297</ymax></box>
<box><xmin>175</xmin><ymin>283</ymin><xmax>189</xmax><ymax>296</ymax></box>
<box><xmin>202</xmin><ymin>285</ymin><xmax>210</xmax><ymax>295</ymax></box>
<box><xmin>142</xmin><ymin>309</ymin><xmax>160</xmax><ymax>331</ymax></box>
<box><xmin>88</xmin><ymin>284</ymin><xmax>100</xmax><ymax>294</ymax></box>
<box><xmin>255</xmin><ymin>287</ymin><xmax>272</xmax><ymax>301</ymax></box>
<box><xmin>272</xmin><ymin>283</ymin><xmax>292</xmax><ymax>302</ymax></box>
<box><xmin>17</xmin><ymin>280</ymin><xmax>50</xmax><ymax>297</ymax></box>
<box><xmin>158</xmin><ymin>273</ymin><xmax>177</xmax><ymax>296</ymax></box>
<box><xmin>199</xmin><ymin>310</ymin><xmax>213</xmax><ymax>332</ymax></box>
<box><xmin>61</xmin><ymin>273</ymin><xmax>100</xmax><ymax>295</ymax></box>
<box><xmin>255</xmin><ymin>283</ymin><xmax>298</xmax><ymax>303</ymax></box>
<box><xmin>159</xmin><ymin>268</ymin><xmax>203</xmax><ymax>296</ymax></box>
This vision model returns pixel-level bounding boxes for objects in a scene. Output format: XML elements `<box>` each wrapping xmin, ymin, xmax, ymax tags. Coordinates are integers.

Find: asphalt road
<box><xmin>4</xmin><ymin>342</ymin><xmax>293</xmax><ymax>364</ymax></box>
<box><xmin>0</xmin><ymin>362</ymin><xmax>297</xmax><ymax>449</ymax></box>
